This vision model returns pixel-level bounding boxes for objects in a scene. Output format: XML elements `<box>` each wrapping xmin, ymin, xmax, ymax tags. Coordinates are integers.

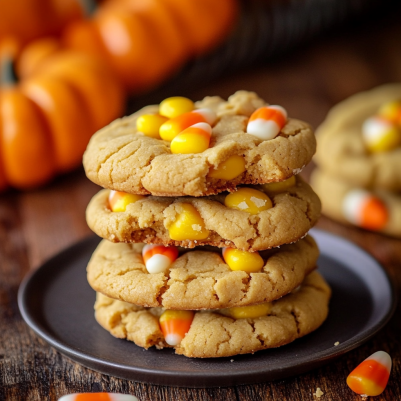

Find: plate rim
<box><xmin>17</xmin><ymin>228</ymin><xmax>397</xmax><ymax>387</ymax></box>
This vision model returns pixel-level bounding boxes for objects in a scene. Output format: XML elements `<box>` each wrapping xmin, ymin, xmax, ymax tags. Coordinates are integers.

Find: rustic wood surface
<box><xmin>1</xmin><ymin>7</ymin><xmax>401</xmax><ymax>401</ymax></box>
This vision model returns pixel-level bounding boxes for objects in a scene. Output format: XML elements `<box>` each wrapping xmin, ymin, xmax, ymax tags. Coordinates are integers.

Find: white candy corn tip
<box><xmin>362</xmin><ymin>117</ymin><xmax>393</xmax><ymax>143</ymax></box>
<box><xmin>146</xmin><ymin>254</ymin><xmax>171</xmax><ymax>274</ymax></box>
<box><xmin>268</xmin><ymin>105</ymin><xmax>288</xmax><ymax>119</ymax></box>
<box><xmin>165</xmin><ymin>333</ymin><xmax>182</xmax><ymax>346</ymax></box>
<box><xmin>108</xmin><ymin>190</ymin><xmax>117</xmax><ymax>202</ymax></box>
<box><xmin>247</xmin><ymin>119</ymin><xmax>280</xmax><ymax>140</ymax></box>
<box><xmin>194</xmin><ymin>108</ymin><xmax>217</xmax><ymax>125</ymax></box>
<box><xmin>342</xmin><ymin>189</ymin><xmax>371</xmax><ymax>225</ymax></box>
<box><xmin>366</xmin><ymin>351</ymin><xmax>392</xmax><ymax>372</ymax></box>
<box><xmin>58</xmin><ymin>394</ymin><xmax>139</xmax><ymax>401</ymax></box>
<box><xmin>190</xmin><ymin>122</ymin><xmax>212</xmax><ymax>134</ymax></box>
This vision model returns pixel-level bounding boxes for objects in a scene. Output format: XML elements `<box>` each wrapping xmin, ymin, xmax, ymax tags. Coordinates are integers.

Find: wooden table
<box><xmin>1</xmin><ymin>7</ymin><xmax>401</xmax><ymax>401</ymax></box>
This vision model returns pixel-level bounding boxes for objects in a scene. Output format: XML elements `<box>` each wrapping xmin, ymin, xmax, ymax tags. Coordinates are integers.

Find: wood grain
<box><xmin>1</xmin><ymin>6</ymin><xmax>401</xmax><ymax>401</ymax></box>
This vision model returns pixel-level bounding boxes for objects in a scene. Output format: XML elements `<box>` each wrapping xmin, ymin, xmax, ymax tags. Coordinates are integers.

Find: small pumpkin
<box><xmin>0</xmin><ymin>38</ymin><xmax>125</xmax><ymax>190</ymax></box>
<box><xmin>63</xmin><ymin>0</ymin><xmax>238</xmax><ymax>92</ymax></box>
<box><xmin>0</xmin><ymin>0</ymin><xmax>84</xmax><ymax>45</ymax></box>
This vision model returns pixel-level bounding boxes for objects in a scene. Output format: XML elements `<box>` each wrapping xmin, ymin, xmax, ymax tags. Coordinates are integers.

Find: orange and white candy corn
<box><xmin>142</xmin><ymin>244</ymin><xmax>179</xmax><ymax>274</ymax></box>
<box><xmin>58</xmin><ymin>394</ymin><xmax>138</xmax><ymax>401</ymax></box>
<box><xmin>378</xmin><ymin>100</ymin><xmax>401</xmax><ymax>126</ymax></box>
<box><xmin>247</xmin><ymin>105</ymin><xmax>287</xmax><ymax>140</ymax></box>
<box><xmin>347</xmin><ymin>351</ymin><xmax>392</xmax><ymax>396</ymax></box>
<box><xmin>159</xmin><ymin>310</ymin><xmax>194</xmax><ymax>346</ymax></box>
<box><xmin>170</xmin><ymin>122</ymin><xmax>212</xmax><ymax>154</ymax></box>
<box><xmin>159</xmin><ymin>108</ymin><xmax>217</xmax><ymax>141</ymax></box>
<box><xmin>362</xmin><ymin>116</ymin><xmax>401</xmax><ymax>153</ymax></box>
<box><xmin>108</xmin><ymin>190</ymin><xmax>145</xmax><ymax>212</ymax></box>
<box><xmin>342</xmin><ymin>189</ymin><xmax>388</xmax><ymax>230</ymax></box>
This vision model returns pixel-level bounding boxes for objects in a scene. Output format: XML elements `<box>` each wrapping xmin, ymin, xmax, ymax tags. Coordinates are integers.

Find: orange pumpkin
<box><xmin>0</xmin><ymin>0</ymin><xmax>85</xmax><ymax>45</ymax></box>
<box><xmin>63</xmin><ymin>0</ymin><xmax>238</xmax><ymax>92</ymax></box>
<box><xmin>0</xmin><ymin>38</ymin><xmax>125</xmax><ymax>190</ymax></box>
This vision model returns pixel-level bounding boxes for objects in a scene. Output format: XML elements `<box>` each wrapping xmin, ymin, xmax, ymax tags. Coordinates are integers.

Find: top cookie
<box><xmin>315</xmin><ymin>84</ymin><xmax>401</xmax><ymax>191</ymax></box>
<box><xmin>83</xmin><ymin>91</ymin><xmax>316</xmax><ymax>197</ymax></box>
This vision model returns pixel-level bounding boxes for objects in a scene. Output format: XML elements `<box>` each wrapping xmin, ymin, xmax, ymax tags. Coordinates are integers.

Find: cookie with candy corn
<box><xmin>87</xmin><ymin>235</ymin><xmax>319</xmax><ymax>310</ymax></box>
<box><xmin>86</xmin><ymin>175</ymin><xmax>321</xmax><ymax>251</ymax></box>
<box><xmin>94</xmin><ymin>271</ymin><xmax>331</xmax><ymax>358</ymax></box>
<box><xmin>83</xmin><ymin>91</ymin><xmax>316</xmax><ymax>197</ymax></box>
<box><xmin>315</xmin><ymin>83</ymin><xmax>401</xmax><ymax>192</ymax></box>
<box><xmin>311</xmin><ymin>169</ymin><xmax>401</xmax><ymax>238</ymax></box>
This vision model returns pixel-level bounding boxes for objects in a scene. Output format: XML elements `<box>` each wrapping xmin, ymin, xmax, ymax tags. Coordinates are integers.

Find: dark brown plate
<box><xmin>18</xmin><ymin>229</ymin><xmax>396</xmax><ymax>388</ymax></box>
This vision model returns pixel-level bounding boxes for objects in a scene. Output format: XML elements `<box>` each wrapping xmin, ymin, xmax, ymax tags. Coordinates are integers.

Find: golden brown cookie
<box><xmin>311</xmin><ymin>168</ymin><xmax>401</xmax><ymax>237</ymax></box>
<box><xmin>87</xmin><ymin>235</ymin><xmax>319</xmax><ymax>310</ymax></box>
<box><xmin>94</xmin><ymin>271</ymin><xmax>331</xmax><ymax>358</ymax></box>
<box><xmin>315</xmin><ymin>84</ymin><xmax>401</xmax><ymax>191</ymax></box>
<box><xmin>83</xmin><ymin>91</ymin><xmax>316</xmax><ymax>197</ymax></box>
<box><xmin>86</xmin><ymin>175</ymin><xmax>321</xmax><ymax>251</ymax></box>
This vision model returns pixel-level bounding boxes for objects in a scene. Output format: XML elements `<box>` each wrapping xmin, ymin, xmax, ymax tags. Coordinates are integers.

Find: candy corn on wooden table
<box><xmin>1</xmin><ymin>6</ymin><xmax>401</xmax><ymax>401</ymax></box>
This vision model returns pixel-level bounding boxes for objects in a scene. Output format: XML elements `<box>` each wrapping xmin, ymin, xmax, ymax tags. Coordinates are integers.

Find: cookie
<box><xmin>315</xmin><ymin>84</ymin><xmax>401</xmax><ymax>191</ymax></box>
<box><xmin>311</xmin><ymin>168</ymin><xmax>401</xmax><ymax>237</ymax></box>
<box><xmin>87</xmin><ymin>235</ymin><xmax>319</xmax><ymax>310</ymax></box>
<box><xmin>94</xmin><ymin>271</ymin><xmax>331</xmax><ymax>358</ymax></box>
<box><xmin>83</xmin><ymin>91</ymin><xmax>316</xmax><ymax>197</ymax></box>
<box><xmin>86</xmin><ymin>175</ymin><xmax>321</xmax><ymax>251</ymax></box>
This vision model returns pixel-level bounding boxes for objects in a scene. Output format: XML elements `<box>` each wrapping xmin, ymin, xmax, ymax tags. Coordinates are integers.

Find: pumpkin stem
<box><xmin>0</xmin><ymin>54</ymin><xmax>17</xmax><ymax>87</ymax></box>
<box><xmin>77</xmin><ymin>0</ymin><xmax>97</xmax><ymax>16</ymax></box>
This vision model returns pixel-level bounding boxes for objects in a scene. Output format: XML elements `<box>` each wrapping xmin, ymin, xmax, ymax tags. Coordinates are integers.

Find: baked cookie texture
<box><xmin>314</xmin><ymin>84</ymin><xmax>401</xmax><ymax>191</ymax></box>
<box><xmin>87</xmin><ymin>235</ymin><xmax>319</xmax><ymax>310</ymax></box>
<box><xmin>311</xmin><ymin>169</ymin><xmax>401</xmax><ymax>237</ymax></box>
<box><xmin>86</xmin><ymin>175</ymin><xmax>321</xmax><ymax>251</ymax></box>
<box><xmin>94</xmin><ymin>271</ymin><xmax>331</xmax><ymax>358</ymax></box>
<box><xmin>83</xmin><ymin>91</ymin><xmax>316</xmax><ymax>197</ymax></box>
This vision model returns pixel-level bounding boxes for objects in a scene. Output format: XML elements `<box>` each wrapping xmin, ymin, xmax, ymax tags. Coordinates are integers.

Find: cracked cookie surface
<box><xmin>311</xmin><ymin>168</ymin><xmax>401</xmax><ymax>237</ymax></box>
<box><xmin>83</xmin><ymin>91</ymin><xmax>316</xmax><ymax>197</ymax></box>
<box><xmin>94</xmin><ymin>271</ymin><xmax>331</xmax><ymax>358</ymax></box>
<box><xmin>87</xmin><ymin>235</ymin><xmax>319</xmax><ymax>310</ymax></box>
<box><xmin>315</xmin><ymin>84</ymin><xmax>401</xmax><ymax>191</ymax></box>
<box><xmin>86</xmin><ymin>175</ymin><xmax>321</xmax><ymax>251</ymax></box>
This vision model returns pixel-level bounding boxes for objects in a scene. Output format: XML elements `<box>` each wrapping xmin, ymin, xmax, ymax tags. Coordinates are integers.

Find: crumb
<box><xmin>361</xmin><ymin>396</ymin><xmax>368</xmax><ymax>400</ymax></box>
<box><xmin>192</xmin><ymin>224</ymin><xmax>202</xmax><ymax>231</ymax></box>
<box><xmin>230</xmin><ymin>359</ymin><xmax>234</xmax><ymax>362</ymax></box>
<box><xmin>313</xmin><ymin>388</ymin><xmax>324</xmax><ymax>398</ymax></box>
<box><xmin>334</xmin><ymin>341</ymin><xmax>340</xmax><ymax>346</ymax></box>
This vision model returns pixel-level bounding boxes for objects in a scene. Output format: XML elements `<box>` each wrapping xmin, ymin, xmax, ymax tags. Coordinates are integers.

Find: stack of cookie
<box><xmin>83</xmin><ymin>91</ymin><xmax>331</xmax><ymax>358</ymax></box>
<box><xmin>312</xmin><ymin>84</ymin><xmax>401</xmax><ymax>238</ymax></box>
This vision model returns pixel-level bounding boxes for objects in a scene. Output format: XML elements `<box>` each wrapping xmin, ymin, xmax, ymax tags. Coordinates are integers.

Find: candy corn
<box><xmin>142</xmin><ymin>244</ymin><xmax>179</xmax><ymax>274</ymax></box>
<box><xmin>208</xmin><ymin>155</ymin><xmax>246</xmax><ymax>180</ymax></box>
<box><xmin>342</xmin><ymin>189</ymin><xmax>388</xmax><ymax>230</ymax></box>
<box><xmin>170</xmin><ymin>122</ymin><xmax>212</xmax><ymax>154</ymax></box>
<box><xmin>347</xmin><ymin>351</ymin><xmax>392</xmax><ymax>396</ymax></box>
<box><xmin>168</xmin><ymin>203</ymin><xmax>210</xmax><ymax>241</ymax></box>
<box><xmin>262</xmin><ymin>175</ymin><xmax>296</xmax><ymax>194</ymax></box>
<box><xmin>225</xmin><ymin>188</ymin><xmax>272</xmax><ymax>215</ymax></box>
<box><xmin>247</xmin><ymin>105</ymin><xmax>287</xmax><ymax>140</ymax></box>
<box><xmin>108</xmin><ymin>191</ymin><xmax>145</xmax><ymax>212</ymax></box>
<box><xmin>223</xmin><ymin>303</ymin><xmax>271</xmax><ymax>319</ymax></box>
<box><xmin>159</xmin><ymin>96</ymin><xmax>194</xmax><ymax>119</ymax></box>
<box><xmin>159</xmin><ymin>310</ymin><xmax>194</xmax><ymax>346</ymax></box>
<box><xmin>378</xmin><ymin>100</ymin><xmax>401</xmax><ymax>126</ymax></box>
<box><xmin>136</xmin><ymin>114</ymin><xmax>168</xmax><ymax>139</ymax></box>
<box><xmin>222</xmin><ymin>247</ymin><xmax>264</xmax><ymax>273</ymax></box>
<box><xmin>362</xmin><ymin>116</ymin><xmax>401</xmax><ymax>153</ymax></box>
<box><xmin>58</xmin><ymin>394</ymin><xmax>138</xmax><ymax>401</ymax></box>
<box><xmin>159</xmin><ymin>108</ymin><xmax>217</xmax><ymax>141</ymax></box>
